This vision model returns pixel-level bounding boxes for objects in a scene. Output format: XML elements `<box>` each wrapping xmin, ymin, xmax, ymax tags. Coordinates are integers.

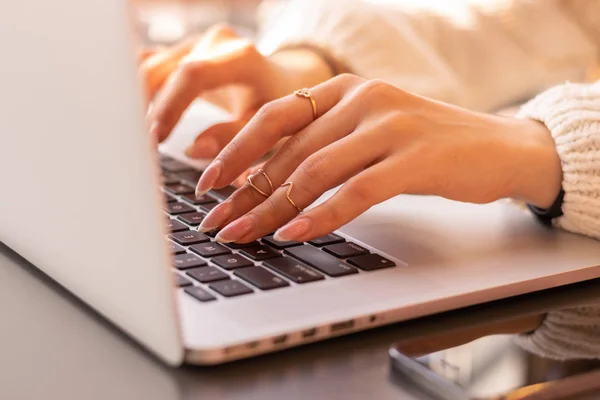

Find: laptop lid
<box><xmin>0</xmin><ymin>0</ymin><xmax>183</xmax><ymax>365</ymax></box>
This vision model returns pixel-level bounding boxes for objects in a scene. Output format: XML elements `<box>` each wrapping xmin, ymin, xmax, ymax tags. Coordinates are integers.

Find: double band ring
<box><xmin>294</xmin><ymin>88</ymin><xmax>318</xmax><ymax>121</ymax></box>
<box><xmin>247</xmin><ymin>169</ymin><xmax>274</xmax><ymax>198</ymax></box>
<box><xmin>281</xmin><ymin>182</ymin><xmax>303</xmax><ymax>213</ymax></box>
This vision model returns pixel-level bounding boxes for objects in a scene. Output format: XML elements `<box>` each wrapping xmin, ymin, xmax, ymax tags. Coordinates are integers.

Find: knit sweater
<box><xmin>256</xmin><ymin>0</ymin><xmax>600</xmax><ymax>360</ymax></box>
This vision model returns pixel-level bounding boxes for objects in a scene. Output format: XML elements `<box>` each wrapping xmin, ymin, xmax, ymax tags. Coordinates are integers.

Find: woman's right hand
<box><xmin>142</xmin><ymin>25</ymin><xmax>333</xmax><ymax>159</ymax></box>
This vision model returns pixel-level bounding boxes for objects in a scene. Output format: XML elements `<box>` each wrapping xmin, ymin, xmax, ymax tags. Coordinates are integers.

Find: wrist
<box><xmin>505</xmin><ymin>118</ymin><xmax>563</xmax><ymax>209</ymax></box>
<box><xmin>268</xmin><ymin>47</ymin><xmax>336</xmax><ymax>89</ymax></box>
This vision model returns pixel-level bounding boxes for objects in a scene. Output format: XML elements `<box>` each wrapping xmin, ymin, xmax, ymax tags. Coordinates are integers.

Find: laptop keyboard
<box><xmin>161</xmin><ymin>155</ymin><xmax>397</xmax><ymax>303</ymax></box>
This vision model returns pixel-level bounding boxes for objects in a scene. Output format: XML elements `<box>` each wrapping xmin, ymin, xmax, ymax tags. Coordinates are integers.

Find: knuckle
<box><xmin>345</xmin><ymin>179</ymin><xmax>372</xmax><ymax>205</ymax></box>
<box><xmin>298</xmin><ymin>152</ymin><xmax>328</xmax><ymax>183</ymax></box>
<box><xmin>258</xmin><ymin>197</ymin><xmax>279</xmax><ymax>224</ymax></box>
<box><xmin>219</xmin><ymin>137</ymin><xmax>241</xmax><ymax>161</ymax></box>
<box><xmin>354</xmin><ymin>79</ymin><xmax>390</xmax><ymax>99</ymax></box>
<box><xmin>255</xmin><ymin>101</ymin><xmax>278</xmax><ymax>121</ymax></box>
<box><xmin>253</xmin><ymin>101</ymin><xmax>284</xmax><ymax>139</ymax></box>
<box><xmin>278</xmin><ymin>133</ymin><xmax>306</xmax><ymax>161</ymax></box>
<box><xmin>322</xmin><ymin>204</ymin><xmax>344</xmax><ymax>226</ymax></box>
<box><xmin>205</xmin><ymin>24</ymin><xmax>237</xmax><ymax>40</ymax></box>
<box><xmin>176</xmin><ymin>60</ymin><xmax>203</xmax><ymax>81</ymax></box>
<box><xmin>236</xmin><ymin>40</ymin><xmax>259</xmax><ymax>59</ymax></box>
<box><xmin>334</xmin><ymin>73</ymin><xmax>363</xmax><ymax>87</ymax></box>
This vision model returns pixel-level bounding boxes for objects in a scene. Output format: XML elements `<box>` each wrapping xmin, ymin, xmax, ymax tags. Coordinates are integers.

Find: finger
<box><xmin>197</xmin><ymin>92</ymin><xmax>363</xmax><ymax>232</ymax></box>
<box><xmin>197</xmin><ymin>74</ymin><xmax>364</xmax><ymax>192</ymax></box>
<box><xmin>142</xmin><ymin>36</ymin><xmax>197</xmax><ymax>100</ymax></box>
<box><xmin>214</xmin><ymin>128</ymin><xmax>384</xmax><ymax>243</ymax></box>
<box><xmin>274</xmin><ymin>159</ymin><xmax>401</xmax><ymax>242</ymax></box>
<box><xmin>148</xmin><ymin>39</ymin><xmax>263</xmax><ymax>143</ymax></box>
<box><xmin>143</xmin><ymin>25</ymin><xmax>238</xmax><ymax>100</ymax></box>
<box><xmin>138</xmin><ymin>48</ymin><xmax>158</xmax><ymax>63</ymax></box>
<box><xmin>184</xmin><ymin>120</ymin><xmax>246</xmax><ymax>159</ymax></box>
<box><xmin>233</xmin><ymin>163</ymin><xmax>264</xmax><ymax>188</ymax></box>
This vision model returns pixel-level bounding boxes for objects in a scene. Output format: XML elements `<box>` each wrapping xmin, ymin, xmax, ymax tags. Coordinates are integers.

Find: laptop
<box><xmin>2</xmin><ymin>0</ymin><xmax>600</xmax><ymax>366</ymax></box>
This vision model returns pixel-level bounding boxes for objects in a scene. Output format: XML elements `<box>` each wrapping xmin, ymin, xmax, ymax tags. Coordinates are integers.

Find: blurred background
<box><xmin>134</xmin><ymin>0</ymin><xmax>283</xmax><ymax>44</ymax></box>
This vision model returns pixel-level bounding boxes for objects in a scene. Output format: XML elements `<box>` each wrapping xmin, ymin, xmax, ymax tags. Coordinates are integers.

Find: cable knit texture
<box><xmin>514</xmin><ymin>302</ymin><xmax>600</xmax><ymax>360</ymax></box>
<box><xmin>514</xmin><ymin>81</ymin><xmax>600</xmax><ymax>360</ymax></box>
<box><xmin>517</xmin><ymin>81</ymin><xmax>600</xmax><ymax>239</ymax></box>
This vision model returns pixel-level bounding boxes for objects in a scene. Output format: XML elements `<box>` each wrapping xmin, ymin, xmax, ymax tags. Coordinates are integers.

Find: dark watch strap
<box><xmin>527</xmin><ymin>188</ymin><xmax>565</xmax><ymax>226</ymax></box>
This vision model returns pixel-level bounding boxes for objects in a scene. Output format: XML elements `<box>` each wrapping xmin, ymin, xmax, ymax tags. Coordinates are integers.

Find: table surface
<box><xmin>2</xmin><ymin>242</ymin><xmax>600</xmax><ymax>400</ymax></box>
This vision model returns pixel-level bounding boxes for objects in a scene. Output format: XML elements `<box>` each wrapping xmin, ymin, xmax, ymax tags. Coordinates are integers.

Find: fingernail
<box><xmin>199</xmin><ymin>200</ymin><xmax>233</xmax><ymax>232</ymax></box>
<box><xmin>215</xmin><ymin>215</ymin><xmax>255</xmax><ymax>243</ymax></box>
<box><xmin>195</xmin><ymin>160</ymin><xmax>223</xmax><ymax>196</ymax></box>
<box><xmin>186</xmin><ymin>137</ymin><xmax>219</xmax><ymax>158</ymax></box>
<box><xmin>149</xmin><ymin>121</ymin><xmax>161</xmax><ymax>138</ymax></box>
<box><xmin>274</xmin><ymin>217</ymin><xmax>312</xmax><ymax>242</ymax></box>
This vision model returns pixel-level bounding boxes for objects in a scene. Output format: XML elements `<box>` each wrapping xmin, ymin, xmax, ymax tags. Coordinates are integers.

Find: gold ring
<box><xmin>294</xmin><ymin>88</ymin><xmax>317</xmax><ymax>121</ymax></box>
<box><xmin>247</xmin><ymin>169</ymin><xmax>274</xmax><ymax>198</ymax></box>
<box><xmin>281</xmin><ymin>182</ymin><xmax>303</xmax><ymax>213</ymax></box>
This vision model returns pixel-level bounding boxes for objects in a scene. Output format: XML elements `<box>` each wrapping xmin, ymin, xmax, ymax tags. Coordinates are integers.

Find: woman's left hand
<box><xmin>195</xmin><ymin>74</ymin><xmax>562</xmax><ymax>243</ymax></box>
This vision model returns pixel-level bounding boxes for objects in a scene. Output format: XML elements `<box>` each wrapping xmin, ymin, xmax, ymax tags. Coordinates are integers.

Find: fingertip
<box><xmin>185</xmin><ymin>137</ymin><xmax>220</xmax><ymax>158</ymax></box>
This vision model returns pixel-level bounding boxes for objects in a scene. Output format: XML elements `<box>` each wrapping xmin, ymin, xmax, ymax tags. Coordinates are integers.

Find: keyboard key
<box><xmin>348</xmin><ymin>254</ymin><xmax>396</xmax><ymax>271</ymax></box>
<box><xmin>205</xmin><ymin>229</ymin><xmax>219</xmax><ymax>238</ymax></box>
<box><xmin>240</xmin><ymin>245</ymin><xmax>280</xmax><ymax>261</ymax></box>
<box><xmin>176</xmin><ymin>170</ymin><xmax>202</xmax><ymax>186</ymax></box>
<box><xmin>169</xmin><ymin>230</ymin><xmax>210</xmax><ymax>245</ymax></box>
<box><xmin>212</xmin><ymin>254</ymin><xmax>254</xmax><ymax>270</ymax></box>
<box><xmin>209</xmin><ymin>279</ymin><xmax>253</xmax><ymax>297</ymax></box>
<box><xmin>210</xmin><ymin>185</ymin><xmax>237</xmax><ymax>200</ymax></box>
<box><xmin>162</xmin><ymin>159</ymin><xmax>194</xmax><ymax>173</ymax></box>
<box><xmin>323</xmin><ymin>242</ymin><xmax>369</xmax><ymax>258</ymax></box>
<box><xmin>181</xmin><ymin>193</ymin><xmax>216</xmax><ymax>205</ymax></box>
<box><xmin>186</xmin><ymin>266</ymin><xmax>229</xmax><ymax>283</ymax></box>
<box><xmin>177</xmin><ymin>212</ymin><xmax>206</xmax><ymax>226</ymax></box>
<box><xmin>263</xmin><ymin>257</ymin><xmax>324</xmax><ymax>283</ymax></box>
<box><xmin>173</xmin><ymin>253</ymin><xmax>207</xmax><ymax>269</ymax></box>
<box><xmin>262</xmin><ymin>236</ymin><xmax>303</xmax><ymax>249</ymax></box>
<box><xmin>164</xmin><ymin>193</ymin><xmax>178</xmax><ymax>203</ymax></box>
<box><xmin>190</xmin><ymin>242</ymin><xmax>231</xmax><ymax>258</ymax></box>
<box><xmin>285</xmin><ymin>246</ymin><xmax>358</xmax><ymax>277</ymax></box>
<box><xmin>162</xmin><ymin>173</ymin><xmax>181</xmax><ymax>185</ymax></box>
<box><xmin>224</xmin><ymin>240</ymin><xmax>259</xmax><ymax>249</ymax></box>
<box><xmin>184</xmin><ymin>286</ymin><xmax>216</xmax><ymax>302</ymax></box>
<box><xmin>199</xmin><ymin>202</ymin><xmax>219</xmax><ymax>213</ymax></box>
<box><xmin>175</xmin><ymin>274</ymin><xmax>192</xmax><ymax>287</ymax></box>
<box><xmin>167</xmin><ymin>241</ymin><xmax>186</xmax><ymax>255</ymax></box>
<box><xmin>165</xmin><ymin>183</ymin><xmax>195</xmax><ymax>195</ymax></box>
<box><xmin>166</xmin><ymin>202</ymin><xmax>195</xmax><ymax>215</ymax></box>
<box><xmin>309</xmin><ymin>233</ymin><xmax>345</xmax><ymax>247</ymax></box>
<box><xmin>234</xmin><ymin>267</ymin><xmax>289</xmax><ymax>290</ymax></box>
<box><xmin>166</xmin><ymin>219</ymin><xmax>188</xmax><ymax>233</ymax></box>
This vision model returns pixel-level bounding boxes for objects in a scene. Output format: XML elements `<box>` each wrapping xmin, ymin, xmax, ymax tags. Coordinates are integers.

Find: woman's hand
<box><xmin>142</xmin><ymin>25</ymin><xmax>333</xmax><ymax>159</ymax></box>
<box><xmin>193</xmin><ymin>74</ymin><xmax>562</xmax><ymax>243</ymax></box>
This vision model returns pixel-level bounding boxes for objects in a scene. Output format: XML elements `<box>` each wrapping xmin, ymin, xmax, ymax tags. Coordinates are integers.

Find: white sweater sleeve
<box><xmin>512</xmin><ymin>81</ymin><xmax>600</xmax><ymax>360</ymax></box>
<box><xmin>256</xmin><ymin>0</ymin><xmax>599</xmax><ymax>112</ymax></box>
<box><xmin>517</xmin><ymin>81</ymin><xmax>600</xmax><ymax>239</ymax></box>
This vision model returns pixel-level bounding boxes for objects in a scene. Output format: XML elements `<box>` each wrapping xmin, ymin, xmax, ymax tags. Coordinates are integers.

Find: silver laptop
<box><xmin>2</xmin><ymin>0</ymin><xmax>600</xmax><ymax>366</ymax></box>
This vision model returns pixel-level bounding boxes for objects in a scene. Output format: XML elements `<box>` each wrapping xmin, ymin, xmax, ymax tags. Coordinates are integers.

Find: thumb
<box><xmin>185</xmin><ymin>119</ymin><xmax>246</xmax><ymax>159</ymax></box>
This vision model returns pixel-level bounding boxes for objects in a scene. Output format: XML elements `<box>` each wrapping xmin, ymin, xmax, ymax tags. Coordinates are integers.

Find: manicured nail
<box><xmin>274</xmin><ymin>217</ymin><xmax>312</xmax><ymax>242</ymax></box>
<box><xmin>149</xmin><ymin>121</ymin><xmax>161</xmax><ymax>138</ymax></box>
<box><xmin>199</xmin><ymin>200</ymin><xmax>233</xmax><ymax>232</ymax></box>
<box><xmin>195</xmin><ymin>160</ymin><xmax>223</xmax><ymax>196</ymax></box>
<box><xmin>185</xmin><ymin>137</ymin><xmax>219</xmax><ymax>158</ymax></box>
<box><xmin>215</xmin><ymin>215</ymin><xmax>255</xmax><ymax>243</ymax></box>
